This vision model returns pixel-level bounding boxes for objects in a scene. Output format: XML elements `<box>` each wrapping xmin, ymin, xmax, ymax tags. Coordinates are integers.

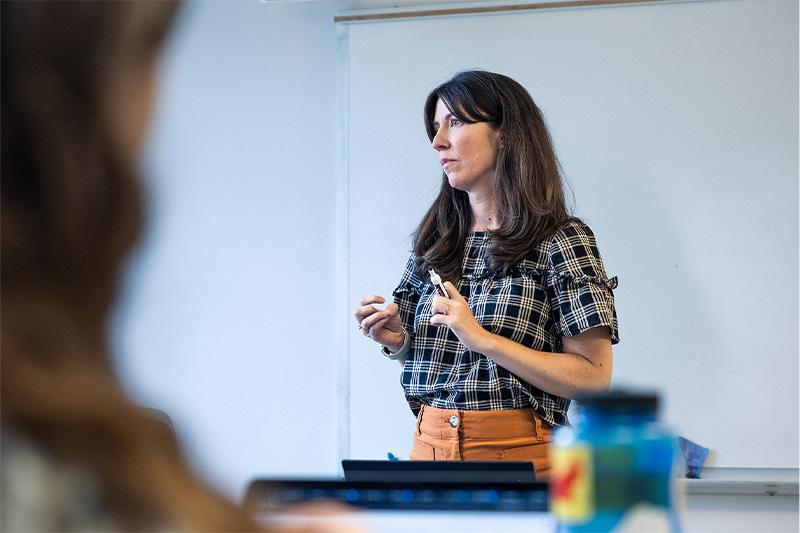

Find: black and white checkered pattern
<box><xmin>393</xmin><ymin>220</ymin><xmax>619</xmax><ymax>428</ymax></box>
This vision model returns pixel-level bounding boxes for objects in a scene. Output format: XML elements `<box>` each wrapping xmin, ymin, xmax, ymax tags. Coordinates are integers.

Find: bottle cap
<box><xmin>575</xmin><ymin>390</ymin><xmax>659</xmax><ymax>413</ymax></box>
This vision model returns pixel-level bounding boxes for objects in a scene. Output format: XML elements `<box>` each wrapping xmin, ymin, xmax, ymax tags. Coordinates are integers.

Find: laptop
<box><xmin>342</xmin><ymin>459</ymin><xmax>537</xmax><ymax>483</ymax></box>
<box><xmin>245</xmin><ymin>478</ymin><xmax>554</xmax><ymax>532</ymax></box>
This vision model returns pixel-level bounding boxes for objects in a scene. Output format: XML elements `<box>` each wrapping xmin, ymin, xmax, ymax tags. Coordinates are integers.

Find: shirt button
<box><xmin>449</xmin><ymin>415</ymin><xmax>459</xmax><ymax>428</ymax></box>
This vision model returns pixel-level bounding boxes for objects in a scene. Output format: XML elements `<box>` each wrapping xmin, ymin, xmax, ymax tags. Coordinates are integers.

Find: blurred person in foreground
<box><xmin>1</xmin><ymin>2</ymin><xmax>260</xmax><ymax>530</ymax></box>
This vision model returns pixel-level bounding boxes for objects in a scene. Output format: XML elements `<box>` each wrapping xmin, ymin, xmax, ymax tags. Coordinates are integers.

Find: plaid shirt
<box><xmin>393</xmin><ymin>219</ymin><xmax>619</xmax><ymax>428</ymax></box>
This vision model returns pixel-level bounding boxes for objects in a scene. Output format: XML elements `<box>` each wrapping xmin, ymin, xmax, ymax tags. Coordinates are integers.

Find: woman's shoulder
<box><xmin>540</xmin><ymin>218</ymin><xmax>612</xmax><ymax>280</ymax></box>
<box><xmin>548</xmin><ymin>218</ymin><xmax>597</xmax><ymax>242</ymax></box>
<box><xmin>520</xmin><ymin>219</ymin><xmax>595</xmax><ymax>259</ymax></box>
<box><xmin>542</xmin><ymin>218</ymin><xmax>601</xmax><ymax>256</ymax></box>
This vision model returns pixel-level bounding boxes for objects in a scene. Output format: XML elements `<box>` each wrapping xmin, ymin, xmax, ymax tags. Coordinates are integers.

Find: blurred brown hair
<box><xmin>1</xmin><ymin>1</ymin><xmax>258</xmax><ymax>530</ymax></box>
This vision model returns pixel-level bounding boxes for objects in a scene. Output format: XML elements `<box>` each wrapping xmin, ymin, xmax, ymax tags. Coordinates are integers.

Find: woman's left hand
<box><xmin>429</xmin><ymin>281</ymin><xmax>492</xmax><ymax>352</ymax></box>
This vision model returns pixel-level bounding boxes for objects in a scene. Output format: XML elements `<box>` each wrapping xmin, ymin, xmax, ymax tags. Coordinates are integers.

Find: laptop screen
<box><xmin>342</xmin><ymin>459</ymin><xmax>537</xmax><ymax>483</ymax></box>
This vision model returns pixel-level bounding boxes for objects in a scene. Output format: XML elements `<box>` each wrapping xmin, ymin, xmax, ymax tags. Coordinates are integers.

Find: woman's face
<box><xmin>431</xmin><ymin>98</ymin><xmax>499</xmax><ymax>194</ymax></box>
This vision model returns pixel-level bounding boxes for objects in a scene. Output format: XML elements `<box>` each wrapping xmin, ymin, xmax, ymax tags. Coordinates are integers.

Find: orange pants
<box><xmin>409</xmin><ymin>404</ymin><xmax>551</xmax><ymax>477</ymax></box>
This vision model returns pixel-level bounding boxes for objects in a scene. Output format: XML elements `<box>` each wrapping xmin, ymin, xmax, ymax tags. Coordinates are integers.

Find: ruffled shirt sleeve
<box><xmin>544</xmin><ymin>221</ymin><xmax>620</xmax><ymax>344</ymax></box>
<box><xmin>392</xmin><ymin>255</ymin><xmax>426</xmax><ymax>415</ymax></box>
<box><xmin>392</xmin><ymin>254</ymin><xmax>424</xmax><ymax>339</ymax></box>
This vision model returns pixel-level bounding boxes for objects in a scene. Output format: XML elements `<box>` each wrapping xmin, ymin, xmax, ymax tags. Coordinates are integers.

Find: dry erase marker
<box><xmin>428</xmin><ymin>268</ymin><xmax>451</xmax><ymax>299</ymax></box>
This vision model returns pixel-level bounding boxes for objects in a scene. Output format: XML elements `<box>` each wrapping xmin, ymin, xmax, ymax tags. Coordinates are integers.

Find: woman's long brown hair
<box><xmin>414</xmin><ymin>70</ymin><xmax>573</xmax><ymax>282</ymax></box>
<box><xmin>1</xmin><ymin>2</ymin><xmax>258</xmax><ymax>530</ymax></box>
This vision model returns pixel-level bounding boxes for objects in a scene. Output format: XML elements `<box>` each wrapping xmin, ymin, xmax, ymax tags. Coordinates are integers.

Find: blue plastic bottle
<box><xmin>550</xmin><ymin>391</ymin><xmax>679</xmax><ymax>532</ymax></box>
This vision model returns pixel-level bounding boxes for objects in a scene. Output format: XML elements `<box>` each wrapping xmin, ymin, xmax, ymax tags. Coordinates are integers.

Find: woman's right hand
<box><xmin>354</xmin><ymin>294</ymin><xmax>405</xmax><ymax>352</ymax></box>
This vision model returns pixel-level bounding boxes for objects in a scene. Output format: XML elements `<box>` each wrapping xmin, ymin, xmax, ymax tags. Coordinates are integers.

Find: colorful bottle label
<box><xmin>550</xmin><ymin>444</ymin><xmax>594</xmax><ymax>523</ymax></box>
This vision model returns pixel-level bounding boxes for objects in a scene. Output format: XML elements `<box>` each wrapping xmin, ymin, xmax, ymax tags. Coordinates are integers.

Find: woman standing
<box><xmin>354</xmin><ymin>70</ymin><xmax>619</xmax><ymax>477</ymax></box>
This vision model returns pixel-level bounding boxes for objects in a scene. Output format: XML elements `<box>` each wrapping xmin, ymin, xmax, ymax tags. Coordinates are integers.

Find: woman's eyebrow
<box><xmin>433</xmin><ymin>113</ymin><xmax>453</xmax><ymax>128</ymax></box>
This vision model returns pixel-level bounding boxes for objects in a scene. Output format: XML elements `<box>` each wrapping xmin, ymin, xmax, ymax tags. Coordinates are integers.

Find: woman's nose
<box><xmin>432</xmin><ymin>128</ymin><xmax>448</xmax><ymax>151</ymax></box>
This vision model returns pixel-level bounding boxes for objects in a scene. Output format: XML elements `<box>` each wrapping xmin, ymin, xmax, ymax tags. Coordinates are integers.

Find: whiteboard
<box><xmin>343</xmin><ymin>0</ymin><xmax>798</xmax><ymax>468</ymax></box>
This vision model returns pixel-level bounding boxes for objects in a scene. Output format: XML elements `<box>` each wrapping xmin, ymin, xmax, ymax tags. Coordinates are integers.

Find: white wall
<box><xmin>112</xmin><ymin>1</ymin><xmax>352</xmax><ymax>499</ymax></box>
<box><xmin>681</xmin><ymin>494</ymin><xmax>798</xmax><ymax>533</ymax></box>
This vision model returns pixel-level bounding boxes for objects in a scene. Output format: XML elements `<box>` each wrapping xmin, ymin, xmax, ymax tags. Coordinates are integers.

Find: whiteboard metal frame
<box><xmin>334</xmin><ymin>0</ymin><xmax>720</xmax><ymax>23</ymax></box>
